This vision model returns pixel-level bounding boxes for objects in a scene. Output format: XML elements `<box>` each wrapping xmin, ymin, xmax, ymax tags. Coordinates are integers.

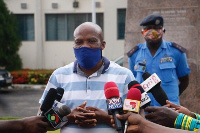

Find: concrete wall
<box><xmin>104</xmin><ymin>0</ymin><xmax>127</xmax><ymax>61</ymax></box>
<box><xmin>125</xmin><ymin>0</ymin><xmax>200</xmax><ymax>113</ymax></box>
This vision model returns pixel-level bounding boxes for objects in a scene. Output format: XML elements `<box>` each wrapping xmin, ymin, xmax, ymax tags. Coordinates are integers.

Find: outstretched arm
<box><xmin>111</xmin><ymin>112</ymin><xmax>197</xmax><ymax>133</ymax></box>
<box><xmin>0</xmin><ymin>116</ymin><xmax>49</xmax><ymax>133</ymax></box>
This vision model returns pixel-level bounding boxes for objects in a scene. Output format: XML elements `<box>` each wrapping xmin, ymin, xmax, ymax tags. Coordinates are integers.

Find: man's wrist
<box><xmin>98</xmin><ymin>114</ymin><xmax>111</xmax><ymax>126</ymax></box>
<box><xmin>105</xmin><ymin>115</ymin><xmax>112</xmax><ymax>126</ymax></box>
<box><xmin>141</xmin><ymin>118</ymin><xmax>155</xmax><ymax>133</ymax></box>
<box><xmin>66</xmin><ymin>114</ymin><xmax>75</xmax><ymax>124</ymax></box>
<box><xmin>190</xmin><ymin>112</ymin><xmax>196</xmax><ymax>119</ymax></box>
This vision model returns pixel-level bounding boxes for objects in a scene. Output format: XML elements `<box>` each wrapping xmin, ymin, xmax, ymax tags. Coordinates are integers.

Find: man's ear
<box><xmin>141</xmin><ymin>29</ymin><xmax>144</xmax><ymax>35</ymax></box>
<box><xmin>162</xmin><ymin>27</ymin><xmax>166</xmax><ymax>33</ymax></box>
<box><xmin>101</xmin><ymin>41</ymin><xmax>106</xmax><ymax>50</ymax></box>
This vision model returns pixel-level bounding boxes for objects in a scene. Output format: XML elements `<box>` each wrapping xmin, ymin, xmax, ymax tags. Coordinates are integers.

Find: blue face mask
<box><xmin>73</xmin><ymin>47</ymin><xmax>102</xmax><ymax>69</ymax></box>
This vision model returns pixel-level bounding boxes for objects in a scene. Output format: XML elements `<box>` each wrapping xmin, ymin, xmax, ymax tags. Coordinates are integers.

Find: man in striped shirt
<box><xmin>38</xmin><ymin>22</ymin><xmax>135</xmax><ymax>133</ymax></box>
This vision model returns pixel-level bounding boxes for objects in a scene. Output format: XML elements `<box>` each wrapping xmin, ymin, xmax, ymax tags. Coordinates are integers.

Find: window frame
<box><xmin>117</xmin><ymin>8</ymin><xmax>126</xmax><ymax>40</ymax></box>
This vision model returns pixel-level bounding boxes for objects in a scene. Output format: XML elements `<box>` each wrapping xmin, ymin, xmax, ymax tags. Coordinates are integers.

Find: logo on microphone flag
<box><xmin>48</xmin><ymin>113</ymin><xmax>59</xmax><ymax>123</ymax></box>
<box><xmin>107</xmin><ymin>97</ymin><xmax>123</xmax><ymax>110</ymax></box>
<box><xmin>140</xmin><ymin>73</ymin><xmax>161</xmax><ymax>92</ymax></box>
<box><xmin>140</xmin><ymin>92</ymin><xmax>151</xmax><ymax>107</ymax></box>
<box><xmin>45</xmin><ymin>108</ymin><xmax>62</xmax><ymax>128</ymax></box>
<box><xmin>123</xmin><ymin>99</ymin><xmax>140</xmax><ymax>113</ymax></box>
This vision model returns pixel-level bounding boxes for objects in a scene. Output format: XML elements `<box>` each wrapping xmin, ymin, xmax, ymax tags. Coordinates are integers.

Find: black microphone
<box><xmin>40</xmin><ymin>88</ymin><xmax>57</xmax><ymax>116</ymax></box>
<box><xmin>44</xmin><ymin>105</ymin><xmax>71</xmax><ymax>129</ymax></box>
<box><xmin>54</xmin><ymin>87</ymin><xmax>65</xmax><ymax>108</ymax></box>
<box><xmin>104</xmin><ymin>82</ymin><xmax>123</xmax><ymax>133</ymax></box>
<box><xmin>128</xmin><ymin>81</ymin><xmax>151</xmax><ymax>109</ymax></box>
<box><xmin>58</xmin><ymin>105</ymin><xmax>71</xmax><ymax>117</ymax></box>
<box><xmin>56</xmin><ymin>87</ymin><xmax>64</xmax><ymax>102</ymax></box>
<box><xmin>142</xmin><ymin>72</ymin><xmax>168</xmax><ymax>106</ymax></box>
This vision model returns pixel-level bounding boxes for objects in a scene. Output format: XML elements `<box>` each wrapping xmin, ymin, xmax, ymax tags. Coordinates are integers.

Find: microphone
<box><xmin>54</xmin><ymin>87</ymin><xmax>65</xmax><ymax>108</ymax></box>
<box><xmin>44</xmin><ymin>105</ymin><xmax>71</xmax><ymax>129</ymax></box>
<box><xmin>128</xmin><ymin>81</ymin><xmax>151</xmax><ymax>109</ymax></box>
<box><xmin>123</xmin><ymin>88</ymin><xmax>141</xmax><ymax>133</ymax></box>
<box><xmin>123</xmin><ymin>88</ymin><xmax>141</xmax><ymax>113</ymax></box>
<box><xmin>104</xmin><ymin>82</ymin><xmax>123</xmax><ymax>133</ymax></box>
<box><xmin>142</xmin><ymin>72</ymin><xmax>168</xmax><ymax>106</ymax></box>
<box><xmin>56</xmin><ymin>87</ymin><xmax>64</xmax><ymax>102</ymax></box>
<box><xmin>40</xmin><ymin>88</ymin><xmax>57</xmax><ymax>116</ymax></box>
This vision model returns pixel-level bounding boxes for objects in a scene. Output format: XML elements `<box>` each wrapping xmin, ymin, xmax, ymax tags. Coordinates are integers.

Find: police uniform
<box><xmin>127</xmin><ymin>14</ymin><xmax>191</xmax><ymax>106</ymax></box>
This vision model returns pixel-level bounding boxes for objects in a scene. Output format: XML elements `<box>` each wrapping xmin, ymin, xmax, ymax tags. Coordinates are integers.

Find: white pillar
<box><xmin>35</xmin><ymin>0</ymin><xmax>44</xmax><ymax>69</ymax></box>
<box><xmin>92</xmin><ymin>0</ymin><xmax>96</xmax><ymax>23</ymax></box>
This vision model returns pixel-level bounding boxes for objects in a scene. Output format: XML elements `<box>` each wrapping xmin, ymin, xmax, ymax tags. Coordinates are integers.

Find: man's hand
<box><xmin>67</xmin><ymin>102</ymin><xmax>96</xmax><ymax>128</ymax></box>
<box><xmin>86</xmin><ymin>106</ymin><xmax>111</xmax><ymax>126</ymax></box>
<box><xmin>165</xmin><ymin>100</ymin><xmax>196</xmax><ymax>118</ymax></box>
<box><xmin>67</xmin><ymin>101</ymin><xmax>87</xmax><ymax>124</ymax></box>
<box><xmin>111</xmin><ymin>112</ymin><xmax>145</xmax><ymax>133</ymax></box>
<box><xmin>74</xmin><ymin>109</ymin><xmax>97</xmax><ymax>128</ymax></box>
<box><xmin>21</xmin><ymin>116</ymin><xmax>49</xmax><ymax>133</ymax></box>
<box><xmin>145</xmin><ymin>106</ymin><xmax>179</xmax><ymax>128</ymax></box>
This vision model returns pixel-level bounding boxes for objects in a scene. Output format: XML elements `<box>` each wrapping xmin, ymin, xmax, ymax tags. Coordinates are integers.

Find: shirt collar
<box><xmin>73</xmin><ymin>56</ymin><xmax>110</xmax><ymax>74</ymax></box>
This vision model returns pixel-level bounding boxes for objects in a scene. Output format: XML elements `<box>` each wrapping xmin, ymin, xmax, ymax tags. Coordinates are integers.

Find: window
<box><xmin>117</xmin><ymin>9</ymin><xmax>126</xmax><ymax>39</ymax></box>
<box><xmin>46</xmin><ymin>13</ymin><xmax>104</xmax><ymax>41</ymax></box>
<box><xmin>16</xmin><ymin>14</ymin><xmax>35</xmax><ymax>41</ymax></box>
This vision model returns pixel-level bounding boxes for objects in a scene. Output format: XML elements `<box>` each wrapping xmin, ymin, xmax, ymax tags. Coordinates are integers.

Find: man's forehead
<box><xmin>74</xmin><ymin>29</ymin><xmax>99</xmax><ymax>39</ymax></box>
<box><xmin>75</xmin><ymin>25</ymin><xmax>99</xmax><ymax>36</ymax></box>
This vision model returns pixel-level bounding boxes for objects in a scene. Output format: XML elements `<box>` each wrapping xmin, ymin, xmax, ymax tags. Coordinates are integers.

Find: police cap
<box><xmin>140</xmin><ymin>14</ymin><xmax>164</xmax><ymax>26</ymax></box>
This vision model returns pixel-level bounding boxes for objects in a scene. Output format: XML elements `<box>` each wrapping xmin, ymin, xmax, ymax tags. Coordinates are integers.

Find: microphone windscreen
<box><xmin>104</xmin><ymin>82</ymin><xmax>119</xmax><ymax>99</ymax></box>
<box><xmin>40</xmin><ymin>88</ymin><xmax>57</xmax><ymax>113</ymax></box>
<box><xmin>58</xmin><ymin>105</ymin><xmax>71</xmax><ymax>117</ymax></box>
<box><xmin>56</xmin><ymin>87</ymin><xmax>64</xmax><ymax>102</ymax></box>
<box><xmin>127</xmin><ymin>88</ymin><xmax>141</xmax><ymax>101</ymax></box>
<box><xmin>128</xmin><ymin>81</ymin><xmax>145</xmax><ymax>93</ymax></box>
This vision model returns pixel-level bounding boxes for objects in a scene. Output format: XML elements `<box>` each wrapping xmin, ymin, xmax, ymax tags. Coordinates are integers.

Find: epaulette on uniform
<box><xmin>127</xmin><ymin>46</ymin><xmax>139</xmax><ymax>57</ymax></box>
<box><xmin>171</xmin><ymin>42</ymin><xmax>186</xmax><ymax>53</ymax></box>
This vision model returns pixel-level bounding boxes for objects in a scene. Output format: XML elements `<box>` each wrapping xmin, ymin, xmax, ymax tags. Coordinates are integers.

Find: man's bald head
<box><xmin>74</xmin><ymin>22</ymin><xmax>104</xmax><ymax>41</ymax></box>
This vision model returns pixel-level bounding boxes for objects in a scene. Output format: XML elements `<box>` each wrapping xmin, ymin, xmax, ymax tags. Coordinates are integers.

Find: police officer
<box><xmin>127</xmin><ymin>14</ymin><xmax>190</xmax><ymax>106</ymax></box>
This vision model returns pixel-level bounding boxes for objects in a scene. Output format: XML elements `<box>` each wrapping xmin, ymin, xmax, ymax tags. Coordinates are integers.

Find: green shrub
<box><xmin>0</xmin><ymin>0</ymin><xmax>22</xmax><ymax>70</ymax></box>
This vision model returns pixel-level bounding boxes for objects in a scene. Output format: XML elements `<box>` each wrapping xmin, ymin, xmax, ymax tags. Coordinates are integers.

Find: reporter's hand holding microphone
<box><xmin>110</xmin><ymin>74</ymin><xmax>171</xmax><ymax>133</ymax></box>
<box><xmin>38</xmin><ymin>88</ymin><xmax>71</xmax><ymax>131</ymax></box>
<box><xmin>109</xmin><ymin>82</ymin><xmax>142</xmax><ymax>133</ymax></box>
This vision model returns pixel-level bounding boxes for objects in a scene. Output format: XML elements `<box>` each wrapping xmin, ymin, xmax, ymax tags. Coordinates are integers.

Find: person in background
<box><xmin>127</xmin><ymin>14</ymin><xmax>190</xmax><ymax>106</ymax></box>
<box><xmin>38</xmin><ymin>22</ymin><xmax>135</xmax><ymax>133</ymax></box>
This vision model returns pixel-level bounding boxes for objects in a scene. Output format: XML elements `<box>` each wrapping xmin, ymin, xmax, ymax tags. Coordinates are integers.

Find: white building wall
<box><xmin>4</xmin><ymin>0</ymin><xmax>126</xmax><ymax>69</ymax></box>
<box><xmin>104</xmin><ymin>0</ymin><xmax>127</xmax><ymax>61</ymax></box>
